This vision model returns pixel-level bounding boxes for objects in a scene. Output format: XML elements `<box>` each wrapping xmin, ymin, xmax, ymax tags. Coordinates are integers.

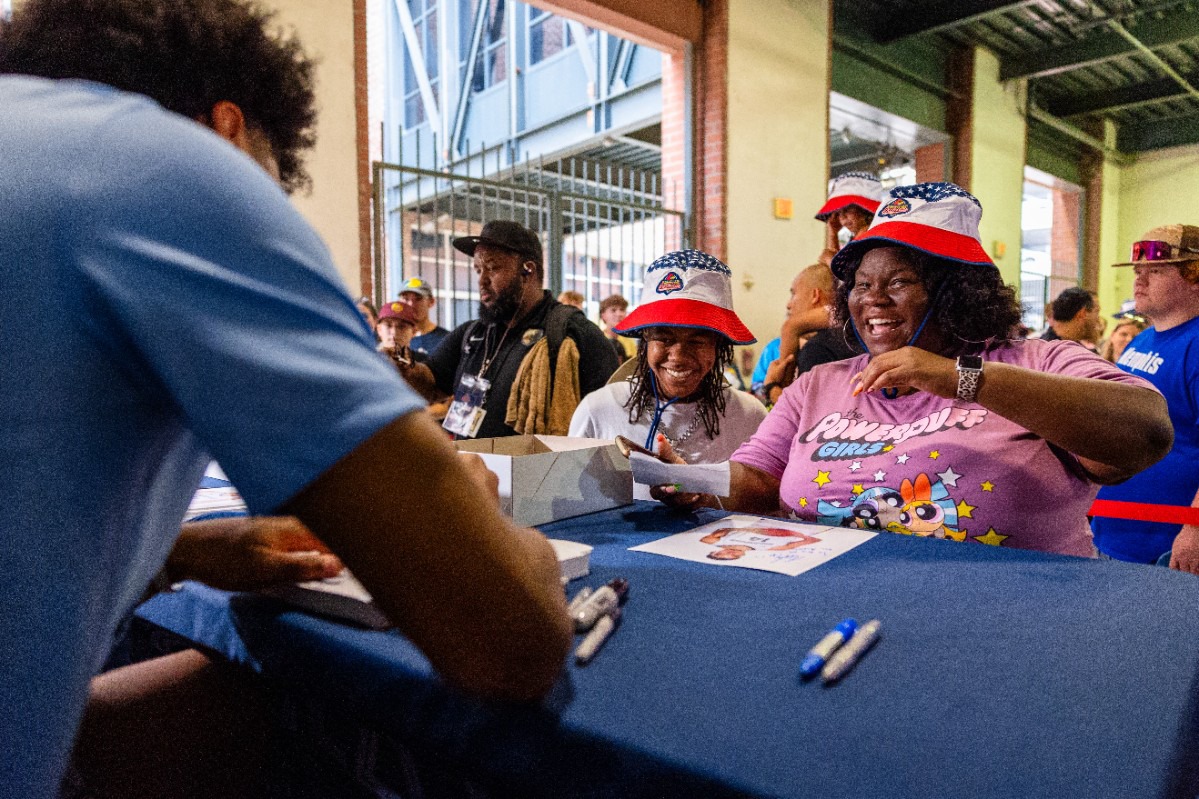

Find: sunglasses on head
<box><xmin>1130</xmin><ymin>240</ymin><xmax>1199</xmax><ymax>262</ymax></box>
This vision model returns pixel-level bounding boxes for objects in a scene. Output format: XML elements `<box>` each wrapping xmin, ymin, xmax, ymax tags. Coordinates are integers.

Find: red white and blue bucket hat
<box><xmin>814</xmin><ymin>172</ymin><xmax>884</xmax><ymax>221</ymax></box>
<box><xmin>615</xmin><ymin>250</ymin><xmax>756</xmax><ymax>345</ymax></box>
<box><xmin>829</xmin><ymin>182</ymin><xmax>996</xmax><ymax>280</ymax></box>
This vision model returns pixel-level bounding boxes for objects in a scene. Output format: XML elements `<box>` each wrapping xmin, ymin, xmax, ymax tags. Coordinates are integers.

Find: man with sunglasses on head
<box><xmin>1093</xmin><ymin>225</ymin><xmax>1199</xmax><ymax>574</ymax></box>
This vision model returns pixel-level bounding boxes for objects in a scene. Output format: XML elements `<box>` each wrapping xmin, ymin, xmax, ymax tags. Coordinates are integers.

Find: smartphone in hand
<box><xmin>614</xmin><ymin>435</ymin><xmax>655</xmax><ymax>458</ymax></box>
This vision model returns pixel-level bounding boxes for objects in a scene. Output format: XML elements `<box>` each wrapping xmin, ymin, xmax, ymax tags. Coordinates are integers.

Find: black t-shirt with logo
<box><xmin>426</xmin><ymin>291</ymin><xmax>619</xmax><ymax>438</ymax></box>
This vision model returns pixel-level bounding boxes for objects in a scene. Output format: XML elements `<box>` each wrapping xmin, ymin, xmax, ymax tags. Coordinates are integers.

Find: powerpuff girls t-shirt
<box><xmin>732</xmin><ymin>339</ymin><xmax>1155</xmax><ymax>557</ymax></box>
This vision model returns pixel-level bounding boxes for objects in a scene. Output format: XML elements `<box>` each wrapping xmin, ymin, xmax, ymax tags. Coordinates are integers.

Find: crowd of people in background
<box><xmin>365</xmin><ymin>185</ymin><xmax>1192</xmax><ymax>574</ymax></box>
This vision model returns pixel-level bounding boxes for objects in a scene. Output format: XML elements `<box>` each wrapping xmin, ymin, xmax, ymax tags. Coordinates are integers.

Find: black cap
<box><xmin>453</xmin><ymin>220</ymin><xmax>543</xmax><ymax>267</ymax></box>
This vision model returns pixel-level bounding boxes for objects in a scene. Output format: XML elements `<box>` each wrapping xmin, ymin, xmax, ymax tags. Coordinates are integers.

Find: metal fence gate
<box><xmin>371</xmin><ymin>145</ymin><xmax>688</xmax><ymax>330</ymax></box>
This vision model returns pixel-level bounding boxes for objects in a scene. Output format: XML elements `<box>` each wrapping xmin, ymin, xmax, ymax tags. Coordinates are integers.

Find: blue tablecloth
<box><xmin>137</xmin><ymin>502</ymin><xmax>1199</xmax><ymax>798</ymax></box>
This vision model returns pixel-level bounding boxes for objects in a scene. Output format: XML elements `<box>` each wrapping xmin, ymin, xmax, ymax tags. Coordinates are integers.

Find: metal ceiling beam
<box><xmin>831</xmin><ymin>35</ymin><xmax>956</xmax><ymax>100</ymax></box>
<box><xmin>999</xmin><ymin>9</ymin><xmax>1199</xmax><ymax>81</ymax></box>
<box><xmin>1119</xmin><ymin>109</ymin><xmax>1199</xmax><ymax>151</ymax></box>
<box><xmin>1043</xmin><ymin>76</ymin><xmax>1192</xmax><ymax>117</ymax></box>
<box><xmin>866</xmin><ymin>1</ymin><xmax>1039</xmax><ymax>44</ymax></box>
<box><xmin>1107</xmin><ymin>19</ymin><xmax>1199</xmax><ymax>103</ymax></box>
<box><xmin>1025</xmin><ymin>103</ymin><xmax>1130</xmax><ymax>164</ymax></box>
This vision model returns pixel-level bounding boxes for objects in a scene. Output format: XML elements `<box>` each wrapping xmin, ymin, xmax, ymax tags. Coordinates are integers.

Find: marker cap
<box><xmin>798</xmin><ymin>618</ymin><xmax>859</xmax><ymax>678</ymax></box>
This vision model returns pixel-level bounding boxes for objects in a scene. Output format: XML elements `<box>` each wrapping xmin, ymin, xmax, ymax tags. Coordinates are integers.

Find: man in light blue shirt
<box><xmin>0</xmin><ymin>2</ymin><xmax>571</xmax><ymax>796</ymax></box>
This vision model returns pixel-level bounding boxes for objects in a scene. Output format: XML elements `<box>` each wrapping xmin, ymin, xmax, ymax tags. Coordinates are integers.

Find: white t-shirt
<box><xmin>571</xmin><ymin>380</ymin><xmax>767</xmax><ymax>497</ymax></box>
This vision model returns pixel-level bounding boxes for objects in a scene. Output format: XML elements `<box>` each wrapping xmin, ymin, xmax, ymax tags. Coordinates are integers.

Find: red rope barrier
<box><xmin>1088</xmin><ymin>499</ymin><xmax>1199</xmax><ymax>527</ymax></box>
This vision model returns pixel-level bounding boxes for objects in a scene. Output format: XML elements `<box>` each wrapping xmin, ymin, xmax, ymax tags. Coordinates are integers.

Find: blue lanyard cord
<box><xmin>644</xmin><ymin>370</ymin><xmax>679</xmax><ymax>450</ymax></box>
<box><xmin>848</xmin><ymin>284</ymin><xmax>943</xmax><ymax>400</ymax></box>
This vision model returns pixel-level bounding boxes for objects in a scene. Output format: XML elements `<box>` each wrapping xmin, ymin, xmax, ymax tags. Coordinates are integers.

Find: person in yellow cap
<box><xmin>397</xmin><ymin>277</ymin><xmax>449</xmax><ymax>356</ymax></box>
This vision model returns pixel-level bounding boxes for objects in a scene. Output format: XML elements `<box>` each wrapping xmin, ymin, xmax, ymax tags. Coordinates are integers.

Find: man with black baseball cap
<box><xmin>400</xmin><ymin>220</ymin><xmax>618</xmax><ymax>438</ymax></box>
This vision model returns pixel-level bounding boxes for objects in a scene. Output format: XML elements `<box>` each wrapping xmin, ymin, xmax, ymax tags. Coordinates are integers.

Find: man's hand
<box><xmin>167</xmin><ymin>516</ymin><xmax>343</xmax><ymax>591</ymax></box>
<box><xmin>459</xmin><ymin>452</ymin><xmax>501</xmax><ymax>506</ymax></box>
<box><xmin>780</xmin><ymin>304</ymin><xmax>832</xmax><ymax>355</ymax></box>
<box><xmin>850</xmin><ymin>347</ymin><xmax>957</xmax><ymax>399</ymax></box>
<box><xmin>826</xmin><ymin>213</ymin><xmax>843</xmax><ymax>251</ymax></box>
<box><xmin>396</xmin><ymin>359</ymin><xmax>445</xmax><ymax>403</ymax></box>
<box><xmin>764</xmin><ymin>353</ymin><xmax>796</xmax><ymax>388</ymax></box>
<box><xmin>1170</xmin><ymin>525</ymin><xmax>1199</xmax><ymax>575</ymax></box>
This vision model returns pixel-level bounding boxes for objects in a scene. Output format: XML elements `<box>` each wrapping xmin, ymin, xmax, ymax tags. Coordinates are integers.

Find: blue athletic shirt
<box><xmin>1093</xmin><ymin>315</ymin><xmax>1199</xmax><ymax>562</ymax></box>
<box><xmin>0</xmin><ymin>77</ymin><xmax>424</xmax><ymax>799</ymax></box>
<box><xmin>750</xmin><ymin>337</ymin><xmax>781</xmax><ymax>392</ymax></box>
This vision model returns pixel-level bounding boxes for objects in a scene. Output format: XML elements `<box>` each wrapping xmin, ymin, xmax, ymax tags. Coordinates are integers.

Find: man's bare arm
<box><xmin>281</xmin><ymin>411</ymin><xmax>572</xmax><ymax>701</ymax></box>
<box><xmin>397</xmin><ymin>360</ymin><xmax>446</xmax><ymax>403</ymax></box>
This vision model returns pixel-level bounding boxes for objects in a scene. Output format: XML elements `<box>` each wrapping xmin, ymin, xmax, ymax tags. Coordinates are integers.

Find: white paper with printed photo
<box><xmin>629</xmin><ymin>514</ymin><xmax>876</xmax><ymax>576</ymax></box>
<box><xmin>628</xmin><ymin>453</ymin><xmax>731</xmax><ymax>496</ymax></box>
<box><xmin>184</xmin><ymin>487</ymin><xmax>247</xmax><ymax>521</ymax></box>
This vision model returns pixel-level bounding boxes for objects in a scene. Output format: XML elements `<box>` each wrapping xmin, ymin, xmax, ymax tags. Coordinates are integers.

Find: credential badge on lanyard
<box><xmin>444</xmin><ymin>324</ymin><xmax>511</xmax><ymax>438</ymax></box>
<box><xmin>442</xmin><ymin>373</ymin><xmax>491</xmax><ymax>438</ymax></box>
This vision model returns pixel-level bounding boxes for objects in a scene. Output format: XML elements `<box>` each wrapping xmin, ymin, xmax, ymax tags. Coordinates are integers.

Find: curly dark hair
<box><xmin>833</xmin><ymin>246</ymin><xmax>1023</xmax><ymax>352</ymax></box>
<box><xmin>0</xmin><ymin>0</ymin><xmax>318</xmax><ymax>194</ymax></box>
<box><xmin>625</xmin><ymin>334</ymin><xmax>734</xmax><ymax>442</ymax></box>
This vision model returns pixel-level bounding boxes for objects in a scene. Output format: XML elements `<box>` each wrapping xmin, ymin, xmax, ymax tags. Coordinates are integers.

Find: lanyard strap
<box><xmin>644</xmin><ymin>370</ymin><xmax>679</xmax><ymax>450</ymax></box>
<box><xmin>477</xmin><ymin>324</ymin><xmax>511</xmax><ymax>380</ymax></box>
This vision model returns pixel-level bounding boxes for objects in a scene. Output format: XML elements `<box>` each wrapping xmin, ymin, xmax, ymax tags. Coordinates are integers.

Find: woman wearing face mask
<box><xmin>569</xmin><ymin>250</ymin><xmax>767</xmax><ymax>475</ymax></box>
<box><xmin>655</xmin><ymin>183</ymin><xmax>1172</xmax><ymax>558</ymax></box>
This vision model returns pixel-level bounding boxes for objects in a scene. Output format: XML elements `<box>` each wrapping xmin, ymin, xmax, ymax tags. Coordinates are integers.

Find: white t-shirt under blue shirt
<box><xmin>0</xmin><ymin>77</ymin><xmax>425</xmax><ymax>799</ymax></box>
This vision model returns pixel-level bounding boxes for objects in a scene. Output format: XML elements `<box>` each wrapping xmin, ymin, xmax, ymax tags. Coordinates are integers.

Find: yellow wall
<box><xmin>1095</xmin><ymin>120</ymin><xmax>1125</xmax><ymax>318</ymax></box>
<box><xmin>271</xmin><ymin>0</ymin><xmax>362</xmax><ymax>294</ymax></box>
<box><xmin>1104</xmin><ymin>143</ymin><xmax>1199</xmax><ymax>314</ymax></box>
<box><xmin>6</xmin><ymin>0</ymin><xmax>363</xmax><ymax>290</ymax></box>
<box><xmin>725</xmin><ymin>0</ymin><xmax>831</xmax><ymax>353</ymax></box>
<box><xmin>968</xmin><ymin>47</ymin><xmax>1027</xmax><ymax>289</ymax></box>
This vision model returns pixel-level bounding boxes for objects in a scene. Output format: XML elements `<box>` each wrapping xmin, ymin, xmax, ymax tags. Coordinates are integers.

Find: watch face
<box><xmin>958</xmin><ymin>355</ymin><xmax>983</xmax><ymax>370</ymax></box>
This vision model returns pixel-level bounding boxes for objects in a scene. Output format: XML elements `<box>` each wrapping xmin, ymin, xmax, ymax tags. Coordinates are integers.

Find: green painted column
<box><xmin>1095</xmin><ymin>120</ymin><xmax>1129</xmax><ymax>319</ymax></box>
<box><xmin>725</xmin><ymin>0</ymin><xmax>831</xmax><ymax>350</ymax></box>
<box><xmin>968</xmin><ymin>46</ymin><xmax>1026</xmax><ymax>290</ymax></box>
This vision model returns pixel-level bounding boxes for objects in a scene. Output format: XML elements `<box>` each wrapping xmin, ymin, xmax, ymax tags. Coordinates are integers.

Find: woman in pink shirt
<box><xmin>656</xmin><ymin>183</ymin><xmax>1171</xmax><ymax>557</ymax></box>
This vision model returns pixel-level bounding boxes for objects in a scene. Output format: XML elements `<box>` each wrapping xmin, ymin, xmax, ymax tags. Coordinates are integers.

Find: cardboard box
<box><xmin>456</xmin><ymin>435</ymin><xmax>633</xmax><ymax>526</ymax></box>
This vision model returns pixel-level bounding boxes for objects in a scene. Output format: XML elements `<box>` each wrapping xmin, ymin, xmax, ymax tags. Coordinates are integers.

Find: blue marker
<box><xmin>799</xmin><ymin>619</ymin><xmax>858</xmax><ymax>678</ymax></box>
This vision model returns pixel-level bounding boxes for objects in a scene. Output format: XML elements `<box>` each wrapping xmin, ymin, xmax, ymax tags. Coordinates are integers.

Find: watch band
<box><xmin>955</xmin><ymin>355</ymin><xmax>983</xmax><ymax>403</ymax></box>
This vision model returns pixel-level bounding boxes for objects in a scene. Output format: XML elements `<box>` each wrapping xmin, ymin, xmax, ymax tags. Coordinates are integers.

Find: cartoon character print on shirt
<box><xmin>892</xmin><ymin>473</ymin><xmax>960</xmax><ymax>539</ymax></box>
<box><xmin>800</xmin><ymin>406</ymin><xmax>1009</xmax><ymax>547</ymax></box>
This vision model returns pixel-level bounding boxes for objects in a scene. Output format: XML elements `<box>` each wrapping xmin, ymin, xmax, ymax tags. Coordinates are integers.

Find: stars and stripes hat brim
<box><xmin>815</xmin><ymin>172</ymin><xmax>884</xmax><ymax>221</ymax></box>
<box><xmin>830</xmin><ymin>182</ymin><xmax>996</xmax><ymax>280</ymax></box>
<box><xmin>615</xmin><ymin>249</ymin><xmax>756</xmax><ymax>345</ymax></box>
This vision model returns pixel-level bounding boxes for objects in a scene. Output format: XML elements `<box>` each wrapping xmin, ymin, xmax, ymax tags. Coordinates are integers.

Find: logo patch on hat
<box><xmin>656</xmin><ymin>271</ymin><xmax>684</xmax><ymax>295</ymax></box>
<box><xmin>878</xmin><ymin>198</ymin><xmax>912</xmax><ymax>218</ymax></box>
<box><xmin>390</xmin><ymin>303</ymin><xmax>403</xmax><ymax>312</ymax></box>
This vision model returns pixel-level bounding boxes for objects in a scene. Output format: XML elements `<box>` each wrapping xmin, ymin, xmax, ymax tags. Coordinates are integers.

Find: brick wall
<box><xmin>695</xmin><ymin>0</ymin><xmax>727</xmax><ymax>259</ymax></box>
<box><xmin>914</xmin><ymin>142</ymin><xmax>945</xmax><ymax>183</ymax></box>
<box><xmin>1050</xmin><ymin>185</ymin><xmax>1081</xmax><ymax>287</ymax></box>
<box><xmin>355</xmin><ymin>0</ymin><xmax>373</xmax><ymax>296</ymax></box>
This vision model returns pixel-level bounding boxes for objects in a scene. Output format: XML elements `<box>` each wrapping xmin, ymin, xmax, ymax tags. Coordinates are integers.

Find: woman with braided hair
<box><xmin>569</xmin><ymin>250</ymin><xmax>767</xmax><ymax>490</ymax></box>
